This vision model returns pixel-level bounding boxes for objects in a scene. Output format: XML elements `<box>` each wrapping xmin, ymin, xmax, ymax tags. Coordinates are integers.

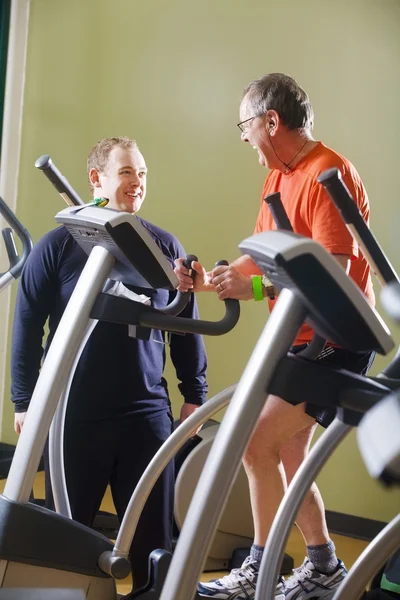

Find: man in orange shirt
<box><xmin>175</xmin><ymin>73</ymin><xmax>376</xmax><ymax>599</ymax></box>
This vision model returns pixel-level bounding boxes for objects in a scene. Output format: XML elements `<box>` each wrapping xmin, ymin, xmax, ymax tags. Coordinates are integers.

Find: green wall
<box><xmin>3</xmin><ymin>0</ymin><xmax>400</xmax><ymax>522</ymax></box>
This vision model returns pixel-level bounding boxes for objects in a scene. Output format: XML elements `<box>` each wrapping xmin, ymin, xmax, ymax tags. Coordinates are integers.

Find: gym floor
<box><xmin>0</xmin><ymin>472</ymin><xmax>369</xmax><ymax>595</ymax></box>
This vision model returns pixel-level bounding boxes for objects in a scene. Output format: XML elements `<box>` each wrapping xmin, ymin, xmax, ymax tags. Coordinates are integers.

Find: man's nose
<box><xmin>129</xmin><ymin>173</ymin><xmax>141</xmax><ymax>186</ymax></box>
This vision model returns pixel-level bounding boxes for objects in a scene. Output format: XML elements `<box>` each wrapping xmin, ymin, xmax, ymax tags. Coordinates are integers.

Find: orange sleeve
<box><xmin>308</xmin><ymin>172</ymin><xmax>359</xmax><ymax>259</ymax></box>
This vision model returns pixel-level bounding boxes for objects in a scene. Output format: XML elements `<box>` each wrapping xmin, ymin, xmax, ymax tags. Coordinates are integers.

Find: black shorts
<box><xmin>290</xmin><ymin>344</ymin><xmax>376</xmax><ymax>429</ymax></box>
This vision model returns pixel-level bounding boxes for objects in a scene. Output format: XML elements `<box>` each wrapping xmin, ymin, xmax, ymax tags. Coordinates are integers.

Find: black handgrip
<box><xmin>183</xmin><ymin>253</ymin><xmax>198</xmax><ymax>286</ymax></box>
<box><xmin>139</xmin><ymin>297</ymin><xmax>240</xmax><ymax>336</ymax></box>
<box><xmin>160</xmin><ymin>254</ymin><xmax>199</xmax><ymax>316</ymax></box>
<box><xmin>159</xmin><ymin>253</ymin><xmax>199</xmax><ymax>316</ymax></box>
<box><xmin>264</xmin><ymin>193</ymin><xmax>326</xmax><ymax>354</ymax></box>
<box><xmin>2</xmin><ymin>229</ymin><xmax>19</xmax><ymax>268</ymax></box>
<box><xmin>160</xmin><ymin>291</ymin><xmax>191</xmax><ymax>316</ymax></box>
<box><xmin>317</xmin><ymin>168</ymin><xmax>362</xmax><ymax>224</ymax></box>
<box><xmin>0</xmin><ymin>197</ymin><xmax>33</xmax><ymax>279</ymax></box>
<box><xmin>183</xmin><ymin>254</ymin><xmax>198</xmax><ymax>270</ymax></box>
<box><xmin>263</xmin><ymin>194</ymin><xmax>291</xmax><ymax>292</ymax></box>
<box><xmin>264</xmin><ymin>192</ymin><xmax>293</xmax><ymax>231</ymax></box>
<box><xmin>211</xmin><ymin>259</ymin><xmax>240</xmax><ymax>332</ymax></box>
<box><xmin>318</xmin><ymin>168</ymin><xmax>400</xmax><ymax>286</ymax></box>
<box><xmin>112</xmin><ymin>254</ymin><xmax>240</xmax><ymax>335</ymax></box>
<box><xmin>35</xmin><ymin>155</ymin><xmax>85</xmax><ymax>206</ymax></box>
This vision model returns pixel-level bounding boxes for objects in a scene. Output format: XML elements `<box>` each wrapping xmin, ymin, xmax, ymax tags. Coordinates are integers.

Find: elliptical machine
<box><xmin>155</xmin><ymin>197</ymin><xmax>399</xmax><ymax>599</ymax></box>
<box><xmin>0</xmin><ymin>201</ymin><xmax>240</xmax><ymax>599</ymax></box>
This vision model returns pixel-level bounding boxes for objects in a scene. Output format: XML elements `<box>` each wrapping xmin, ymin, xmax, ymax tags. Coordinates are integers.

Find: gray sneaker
<box><xmin>197</xmin><ymin>556</ymin><xmax>258</xmax><ymax>599</ymax></box>
<box><xmin>275</xmin><ymin>575</ymin><xmax>286</xmax><ymax>599</ymax></box>
<box><xmin>197</xmin><ymin>557</ymin><xmax>286</xmax><ymax>600</ymax></box>
<box><xmin>283</xmin><ymin>557</ymin><xmax>348</xmax><ymax>599</ymax></box>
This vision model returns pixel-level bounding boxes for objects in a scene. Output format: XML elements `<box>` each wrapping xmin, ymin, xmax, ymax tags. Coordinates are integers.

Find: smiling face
<box><xmin>239</xmin><ymin>94</ymin><xmax>274</xmax><ymax>168</ymax></box>
<box><xmin>89</xmin><ymin>145</ymin><xmax>148</xmax><ymax>213</ymax></box>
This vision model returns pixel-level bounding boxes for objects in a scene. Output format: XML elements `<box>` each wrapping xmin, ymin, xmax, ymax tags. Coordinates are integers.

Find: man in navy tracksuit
<box><xmin>11</xmin><ymin>136</ymin><xmax>208</xmax><ymax>589</ymax></box>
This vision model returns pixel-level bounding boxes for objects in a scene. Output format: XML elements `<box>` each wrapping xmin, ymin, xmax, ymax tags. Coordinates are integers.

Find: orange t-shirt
<box><xmin>254</xmin><ymin>141</ymin><xmax>375</xmax><ymax>345</ymax></box>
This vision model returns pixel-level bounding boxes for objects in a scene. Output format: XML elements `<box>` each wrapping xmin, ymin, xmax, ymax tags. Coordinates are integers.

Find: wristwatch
<box><xmin>261</xmin><ymin>275</ymin><xmax>276</xmax><ymax>299</ymax></box>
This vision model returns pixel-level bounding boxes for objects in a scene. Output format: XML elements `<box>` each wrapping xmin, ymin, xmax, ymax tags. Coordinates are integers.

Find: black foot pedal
<box><xmin>128</xmin><ymin>549</ymin><xmax>172</xmax><ymax>599</ymax></box>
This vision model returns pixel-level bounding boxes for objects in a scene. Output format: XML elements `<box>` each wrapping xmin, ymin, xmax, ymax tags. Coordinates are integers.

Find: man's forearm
<box><xmin>230</xmin><ymin>254</ymin><xmax>263</xmax><ymax>277</ymax></box>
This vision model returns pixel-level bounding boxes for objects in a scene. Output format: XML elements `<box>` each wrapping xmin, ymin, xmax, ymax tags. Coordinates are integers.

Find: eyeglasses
<box><xmin>237</xmin><ymin>116</ymin><xmax>257</xmax><ymax>133</ymax></box>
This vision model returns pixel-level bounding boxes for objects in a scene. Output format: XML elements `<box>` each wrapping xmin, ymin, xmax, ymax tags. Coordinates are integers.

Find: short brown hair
<box><xmin>243</xmin><ymin>73</ymin><xmax>314</xmax><ymax>131</ymax></box>
<box><xmin>87</xmin><ymin>136</ymin><xmax>139</xmax><ymax>192</ymax></box>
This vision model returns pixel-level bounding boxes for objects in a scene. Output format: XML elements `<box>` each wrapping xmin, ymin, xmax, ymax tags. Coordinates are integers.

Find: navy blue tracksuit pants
<box><xmin>45</xmin><ymin>410</ymin><xmax>174</xmax><ymax>590</ymax></box>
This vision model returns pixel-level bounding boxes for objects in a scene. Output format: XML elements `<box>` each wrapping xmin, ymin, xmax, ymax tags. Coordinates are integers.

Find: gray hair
<box><xmin>243</xmin><ymin>73</ymin><xmax>314</xmax><ymax>131</ymax></box>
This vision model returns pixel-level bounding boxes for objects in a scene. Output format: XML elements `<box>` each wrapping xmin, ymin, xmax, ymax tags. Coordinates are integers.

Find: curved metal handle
<box><xmin>0</xmin><ymin>197</ymin><xmax>33</xmax><ymax>285</ymax></box>
<box><xmin>35</xmin><ymin>154</ymin><xmax>85</xmax><ymax>206</ymax></box>
<box><xmin>139</xmin><ymin>296</ymin><xmax>240</xmax><ymax>336</ymax></box>
<box><xmin>160</xmin><ymin>290</ymin><xmax>191</xmax><ymax>316</ymax></box>
<box><xmin>142</xmin><ymin>257</ymin><xmax>239</xmax><ymax>336</ymax></box>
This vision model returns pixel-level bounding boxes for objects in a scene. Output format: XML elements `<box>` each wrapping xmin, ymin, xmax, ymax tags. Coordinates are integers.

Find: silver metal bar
<box><xmin>333</xmin><ymin>513</ymin><xmax>400</xmax><ymax>600</ymax></box>
<box><xmin>49</xmin><ymin>320</ymin><xmax>98</xmax><ymax>518</ymax></box>
<box><xmin>3</xmin><ymin>246</ymin><xmax>115</xmax><ymax>503</ymax></box>
<box><xmin>0</xmin><ymin>271</ymin><xmax>14</xmax><ymax>292</ymax></box>
<box><xmin>256</xmin><ymin>417</ymin><xmax>351</xmax><ymax>600</ymax></box>
<box><xmin>159</xmin><ymin>288</ymin><xmax>307</xmax><ymax>600</ymax></box>
<box><xmin>109</xmin><ymin>385</ymin><xmax>236</xmax><ymax>564</ymax></box>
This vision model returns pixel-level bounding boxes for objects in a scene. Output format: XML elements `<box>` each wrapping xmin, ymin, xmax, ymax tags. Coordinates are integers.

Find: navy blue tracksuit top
<box><xmin>11</xmin><ymin>218</ymin><xmax>208</xmax><ymax>419</ymax></box>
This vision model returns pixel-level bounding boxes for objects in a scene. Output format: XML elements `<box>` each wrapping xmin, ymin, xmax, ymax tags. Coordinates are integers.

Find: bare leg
<box><xmin>280</xmin><ymin>424</ymin><xmax>330</xmax><ymax>546</ymax></box>
<box><xmin>197</xmin><ymin>396</ymin><xmax>339</xmax><ymax>598</ymax></box>
<box><xmin>242</xmin><ymin>395</ymin><xmax>317</xmax><ymax>546</ymax></box>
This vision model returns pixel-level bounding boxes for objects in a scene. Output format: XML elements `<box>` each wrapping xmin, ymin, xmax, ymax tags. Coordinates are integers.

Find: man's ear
<box><xmin>89</xmin><ymin>168</ymin><xmax>102</xmax><ymax>188</ymax></box>
<box><xmin>265</xmin><ymin>109</ymin><xmax>280</xmax><ymax>136</ymax></box>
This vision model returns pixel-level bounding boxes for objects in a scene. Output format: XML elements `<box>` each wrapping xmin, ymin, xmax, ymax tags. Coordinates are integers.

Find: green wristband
<box><xmin>252</xmin><ymin>275</ymin><xmax>263</xmax><ymax>301</ymax></box>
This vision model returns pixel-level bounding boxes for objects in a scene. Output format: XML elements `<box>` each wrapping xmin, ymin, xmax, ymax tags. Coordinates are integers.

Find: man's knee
<box><xmin>279</xmin><ymin>424</ymin><xmax>317</xmax><ymax>472</ymax></box>
<box><xmin>242</xmin><ymin>396</ymin><xmax>314</xmax><ymax>472</ymax></box>
<box><xmin>243</xmin><ymin>433</ymin><xmax>281</xmax><ymax>472</ymax></box>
